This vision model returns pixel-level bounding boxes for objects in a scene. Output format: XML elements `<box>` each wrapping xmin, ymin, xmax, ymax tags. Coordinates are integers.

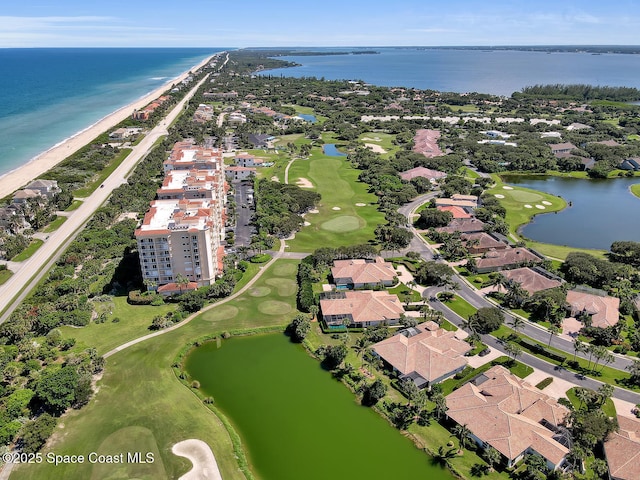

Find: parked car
<box><xmin>479</xmin><ymin>348</ymin><xmax>491</xmax><ymax>357</ymax></box>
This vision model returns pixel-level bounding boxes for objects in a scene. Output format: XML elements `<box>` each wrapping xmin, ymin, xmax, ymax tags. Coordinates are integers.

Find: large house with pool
<box><xmin>330</xmin><ymin>257</ymin><xmax>397</xmax><ymax>289</ymax></box>
<box><xmin>445</xmin><ymin>365</ymin><xmax>570</xmax><ymax>471</ymax></box>
<box><xmin>319</xmin><ymin>291</ymin><xmax>404</xmax><ymax>328</ymax></box>
<box><xmin>372</xmin><ymin>321</ymin><xmax>471</xmax><ymax>389</ymax></box>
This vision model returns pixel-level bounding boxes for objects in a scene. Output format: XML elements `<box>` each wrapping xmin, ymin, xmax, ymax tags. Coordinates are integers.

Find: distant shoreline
<box><xmin>0</xmin><ymin>54</ymin><xmax>214</xmax><ymax>196</ymax></box>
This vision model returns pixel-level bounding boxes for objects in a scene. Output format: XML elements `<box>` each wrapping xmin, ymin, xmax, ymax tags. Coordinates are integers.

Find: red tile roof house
<box><xmin>412</xmin><ymin>129</ymin><xmax>444</xmax><ymax>158</ymax></box>
<box><xmin>461</xmin><ymin>232</ymin><xmax>509</xmax><ymax>254</ymax></box>
<box><xmin>474</xmin><ymin>247</ymin><xmax>545</xmax><ymax>274</ymax></box>
<box><xmin>550</xmin><ymin>142</ymin><xmax>577</xmax><ymax>158</ymax></box>
<box><xmin>320</xmin><ymin>291</ymin><xmax>405</xmax><ymax>328</ymax></box>
<box><xmin>330</xmin><ymin>257</ymin><xmax>397</xmax><ymax>289</ymax></box>
<box><xmin>372</xmin><ymin>321</ymin><xmax>471</xmax><ymax>389</ymax></box>
<box><xmin>436</xmin><ymin>217</ymin><xmax>486</xmax><ymax>235</ymax></box>
<box><xmin>604</xmin><ymin>415</ymin><xmax>640</xmax><ymax>480</ymax></box>
<box><xmin>446</xmin><ymin>365</ymin><xmax>570</xmax><ymax>470</ymax></box>
<box><xmin>437</xmin><ymin>205</ymin><xmax>471</xmax><ymax>219</ymax></box>
<box><xmin>566</xmin><ymin>289</ymin><xmax>620</xmax><ymax>329</ymax></box>
<box><xmin>399</xmin><ymin>166</ymin><xmax>447</xmax><ymax>183</ymax></box>
<box><xmin>501</xmin><ymin>267</ymin><xmax>563</xmax><ymax>295</ymax></box>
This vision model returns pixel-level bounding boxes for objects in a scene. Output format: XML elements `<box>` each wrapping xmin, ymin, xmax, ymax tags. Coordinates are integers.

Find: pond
<box><xmin>297</xmin><ymin>113</ymin><xmax>317</xmax><ymax>123</ymax></box>
<box><xmin>502</xmin><ymin>175</ymin><xmax>640</xmax><ymax>250</ymax></box>
<box><xmin>185</xmin><ymin>334</ymin><xmax>451</xmax><ymax>480</ymax></box>
<box><xmin>323</xmin><ymin>143</ymin><xmax>347</xmax><ymax>156</ymax></box>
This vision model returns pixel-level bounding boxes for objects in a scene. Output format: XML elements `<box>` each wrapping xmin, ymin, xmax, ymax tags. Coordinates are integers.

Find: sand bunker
<box><xmin>365</xmin><ymin>143</ymin><xmax>387</xmax><ymax>153</ymax></box>
<box><xmin>542</xmin><ymin>201</ymin><xmax>552</xmax><ymax>205</ymax></box>
<box><xmin>362</xmin><ymin>136</ymin><xmax>381</xmax><ymax>141</ymax></box>
<box><xmin>172</xmin><ymin>439</ymin><xmax>222</xmax><ymax>480</ymax></box>
<box><xmin>307</xmin><ymin>209</ymin><xmax>319</xmax><ymax>214</ymax></box>
<box><xmin>524</xmin><ymin>204</ymin><xmax>533</xmax><ymax>209</ymax></box>
<box><xmin>502</xmin><ymin>185</ymin><xmax>514</xmax><ymax>190</ymax></box>
<box><xmin>355</xmin><ymin>203</ymin><xmax>366</xmax><ymax>206</ymax></box>
<box><xmin>494</xmin><ymin>194</ymin><xmax>505</xmax><ymax>199</ymax></box>
<box><xmin>535</xmin><ymin>205</ymin><xmax>546</xmax><ymax>209</ymax></box>
<box><xmin>270</xmin><ymin>176</ymin><xmax>280</xmax><ymax>182</ymax></box>
<box><xmin>296</xmin><ymin>177</ymin><xmax>314</xmax><ymax>188</ymax></box>
<box><xmin>332</xmin><ymin>207</ymin><xmax>341</xmax><ymax>211</ymax></box>
<box><xmin>303</xmin><ymin>221</ymin><xmax>311</xmax><ymax>226</ymax></box>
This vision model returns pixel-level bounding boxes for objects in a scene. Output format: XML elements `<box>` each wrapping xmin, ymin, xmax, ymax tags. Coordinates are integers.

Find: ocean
<box><xmin>261</xmin><ymin>47</ymin><xmax>640</xmax><ymax>97</ymax></box>
<box><xmin>0</xmin><ymin>48</ymin><xmax>222</xmax><ymax>178</ymax></box>
<box><xmin>3</xmin><ymin>46</ymin><xmax>640</xmax><ymax>179</ymax></box>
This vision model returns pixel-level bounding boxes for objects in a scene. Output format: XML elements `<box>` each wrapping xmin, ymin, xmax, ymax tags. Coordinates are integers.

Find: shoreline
<box><xmin>0</xmin><ymin>53</ymin><xmax>216</xmax><ymax>196</ymax></box>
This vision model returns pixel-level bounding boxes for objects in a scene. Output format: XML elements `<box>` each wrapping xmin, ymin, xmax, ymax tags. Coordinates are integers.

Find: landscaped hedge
<box><xmin>535</xmin><ymin>377</ymin><xmax>554</xmax><ymax>390</ymax></box>
<box><xmin>519</xmin><ymin>337</ymin><xmax>566</xmax><ymax>363</ymax></box>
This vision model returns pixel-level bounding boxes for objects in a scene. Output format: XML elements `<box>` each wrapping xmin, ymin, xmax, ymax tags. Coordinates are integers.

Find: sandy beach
<box><xmin>0</xmin><ymin>54</ymin><xmax>215</xmax><ymax>196</ymax></box>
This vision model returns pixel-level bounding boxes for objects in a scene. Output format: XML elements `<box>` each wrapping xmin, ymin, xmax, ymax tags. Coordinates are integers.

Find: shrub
<box><xmin>127</xmin><ymin>290</ymin><xmax>154</xmax><ymax>305</ymax></box>
<box><xmin>535</xmin><ymin>377</ymin><xmax>554</xmax><ymax>390</ymax></box>
<box><xmin>249</xmin><ymin>253</ymin><xmax>271</xmax><ymax>263</ymax></box>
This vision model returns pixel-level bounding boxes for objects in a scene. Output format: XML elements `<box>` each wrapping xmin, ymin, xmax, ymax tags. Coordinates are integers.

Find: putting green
<box><xmin>272</xmin><ymin>262</ymin><xmax>298</xmax><ymax>276</ymax></box>
<box><xmin>265</xmin><ymin>278</ymin><xmax>298</xmax><ymax>297</ymax></box>
<box><xmin>320</xmin><ymin>215</ymin><xmax>361</xmax><ymax>232</ymax></box>
<box><xmin>508</xmin><ymin>190</ymin><xmax>543</xmax><ymax>202</ymax></box>
<box><xmin>258</xmin><ymin>300</ymin><xmax>293</xmax><ymax>315</ymax></box>
<box><xmin>249</xmin><ymin>286</ymin><xmax>272</xmax><ymax>297</ymax></box>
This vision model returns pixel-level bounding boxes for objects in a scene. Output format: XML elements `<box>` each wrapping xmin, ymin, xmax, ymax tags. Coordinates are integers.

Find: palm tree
<box><xmin>432</xmin><ymin>445</ymin><xmax>457</xmax><ymax>466</ymax></box>
<box><xmin>175</xmin><ymin>273</ymin><xmax>190</xmax><ymax>293</ymax></box>
<box><xmin>504</xmin><ymin>342</ymin><xmax>522</xmax><ymax>364</ymax></box>
<box><xmin>489</xmin><ymin>273</ymin><xmax>509</xmax><ymax>292</ymax></box>
<box><xmin>597</xmin><ymin>384</ymin><xmax>614</xmax><ymax>408</ymax></box>
<box><xmin>308</xmin><ymin>305</ymin><xmax>319</xmax><ymax>321</ymax></box>
<box><xmin>352</xmin><ymin>337</ymin><xmax>371</xmax><ymax>360</ymax></box>
<box><xmin>572</xmin><ymin>338</ymin><xmax>586</xmax><ymax>362</ymax></box>
<box><xmin>452</xmin><ymin>423</ymin><xmax>471</xmax><ymax>451</ymax></box>
<box><xmin>575</xmin><ymin>387</ymin><xmax>590</xmax><ymax>409</ymax></box>
<box><xmin>509</xmin><ymin>316</ymin><xmax>525</xmax><ymax>335</ymax></box>
<box><xmin>461</xmin><ymin>317</ymin><xmax>480</xmax><ymax>336</ymax></box>
<box><xmin>432</xmin><ymin>393</ymin><xmax>448</xmax><ymax>421</ymax></box>
<box><xmin>483</xmin><ymin>446</ymin><xmax>501</xmax><ymax>472</ymax></box>
<box><xmin>547</xmin><ymin>324</ymin><xmax>560</xmax><ymax>347</ymax></box>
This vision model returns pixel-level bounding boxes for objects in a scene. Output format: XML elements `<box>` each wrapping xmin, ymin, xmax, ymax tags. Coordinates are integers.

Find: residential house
<box><xmin>228</xmin><ymin>111</ymin><xmax>247</xmax><ymax>124</ymax></box>
<box><xmin>412</xmin><ymin>129</ymin><xmax>444</xmax><ymax>158</ymax></box>
<box><xmin>461</xmin><ymin>232</ymin><xmax>509</xmax><ymax>254</ymax></box>
<box><xmin>436</xmin><ymin>205</ymin><xmax>471</xmax><ymax>219</ymax></box>
<box><xmin>474</xmin><ymin>247</ymin><xmax>544</xmax><ymax>273</ymax></box>
<box><xmin>501</xmin><ymin>267</ymin><xmax>563</xmax><ymax>295</ymax></box>
<box><xmin>550</xmin><ymin>142</ymin><xmax>577</xmax><ymax>158</ymax></box>
<box><xmin>0</xmin><ymin>205</ymin><xmax>24</xmax><ymax>231</ymax></box>
<box><xmin>24</xmin><ymin>179</ymin><xmax>60</xmax><ymax>199</ymax></box>
<box><xmin>163</xmin><ymin>141</ymin><xmax>224</xmax><ymax>173</ymax></box>
<box><xmin>436</xmin><ymin>218</ymin><xmax>486</xmax><ymax>235</ymax></box>
<box><xmin>566</xmin><ymin>122</ymin><xmax>593</xmax><ymax>131</ymax></box>
<box><xmin>604</xmin><ymin>415</ymin><xmax>640</xmax><ymax>480</ymax></box>
<box><xmin>330</xmin><ymin>257</ymin><xmax>396</xmax><ymax>289</ymax></box>
<box><xmin>203</xmin><ymin>91</ymin><xmax>238</xmax><ymax>100</ymax></box>
<box><xmin>373</xmin><ymin>321</ymin><xmax>471</xmax><ymax>389</ymax></box>
<box><xmin>620</xmin><ymin>158</ymin><xmax>640</xmax><ymax>171</ymax></box>
<box><xmin>320</xmin><ymin>291</ymin><xmax>404</xmax><ymax>328</ymax></box>
<box><xmin>109</xmin><ymin>127</ymin><xmax>142</xmax><ymax>140</ymax></box>
<box><xmin>399</xmin><ymin>166</ymin><xmax>447</xmax><ymax>183</ymax></box>
<box><xmin>435</xmin><ymin>194</ymin><xmax>479</xmax><ymax>209</ymax></box>
<box><xmin>193</xmin><ymin>104</ymin><xmax>214</xmax><ymax>123</ymax></box>
<box><xmin>12</xmin><ymin>189</ymin><xmax>42</xmax><ymax>204</ymax></box>
<box><xmin>446</xmin><ymin>365</ymin><xmax>570</xmax><ymax>470</ymax></box>
<box><xmin>566</xmin><ymin>289</ymin><xmax>620</xmax><ymax>329</ymax></box>
<box><xmin>248</xmin><ymin>133</ymin><xmax>275</xmax><ymax>148</ymax></box>
<box><xmin>235</xmin><ymin>153</ymin><xmax>258</xmax><ymax>167</ymax></box>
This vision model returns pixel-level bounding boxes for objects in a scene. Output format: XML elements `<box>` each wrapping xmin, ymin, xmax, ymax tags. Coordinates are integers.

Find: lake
<box><xmin>185</xmin><ymin>334</ymin><xmax>451</xmax><ymax>480</ymax></box>
<box><xmin>502</xmin><ymin>175</ymin><xmax>640</xmax><ymax>250</ymax></box>
<box><xmin>260</xmin><ymin>48</ymin><xmax>640</xmax><ymax>97</ymax></box>
<box><xmin>323</xmin><ymin>144</ymin><xmax>347</xmax><ymax>156</ymax></box>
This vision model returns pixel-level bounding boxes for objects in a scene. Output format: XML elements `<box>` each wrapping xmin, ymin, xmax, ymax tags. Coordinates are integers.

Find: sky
<box><xmin>2</xmin><ymin>0</ymin><xmax>640</xmax><ymax>48</ymax></box>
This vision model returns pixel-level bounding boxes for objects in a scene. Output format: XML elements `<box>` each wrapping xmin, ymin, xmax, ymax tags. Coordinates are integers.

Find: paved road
<box><xmin>434</xmin><ymin>297</ymin><xmax>640</xmax><ymax>404</ymax></box>
<box><xmin>0</xmin><ymin>73</ymin><xmax>211</xmax><ymax>324</ymax></box>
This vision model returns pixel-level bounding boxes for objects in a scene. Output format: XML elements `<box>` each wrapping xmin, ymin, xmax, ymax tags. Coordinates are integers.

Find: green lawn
<box><xmin>463</xmin><ymin>167</ymin><xmax>480</xmax><ymax>180</ymax></box>
<box><xmin>14</xmin><ymin>260</ymin><xmax>300</xmax><ymax>480</ymax></box>
<box><xmin>565</xmin><ymin>387</ymin><xmax>617</xmax><ymax>418</ymax></box>
<box><xmin>0</xmin><ymin>268</ymin><xmax>12</xmax><ymax>286</ymax></box>
<box><xmin>357</xmin><ymin>132</ymin><xmax>398</xmax><ymax>157</ymax></box>
<box><xmin>285</xmin><ymin>140</ymin><xmax>386</xmax><ymax>252</ymax></box>
<box><xmin>11</xmin><ymin>238</ymin><xmax>44</xmax><ymax>261</ymax></box>
<box><xmin>388</xmin><ymin>283</ymin><xmax>422</xmax><ymax>303</ymax></box>
<box><xmin>631</xmin><ymin>183</ymin><xmax>640</xmax><ymax>199</ymax></box>
<box><xmin>65</xmin><ymin>200</ymin><xmax>83</xmax><ymax>211</ymax></box>
<box><xmin>74</xmin><ymin>148</ymin><xmax>132</xmax><ymax>197</ymax></box>
<box><xmin>59</xmin><ymin>297</ymin><xmax>177</xmax><ymax>356</ymax></box>
<box><xmin>439</xmin><ymin>294</ymin><xmax>478</xmax><ymax>319</ymax></box>
<box><xmin>42</xmin><ymin>216</ymin><xmax>67</xmax><ymax>233</ymax></box>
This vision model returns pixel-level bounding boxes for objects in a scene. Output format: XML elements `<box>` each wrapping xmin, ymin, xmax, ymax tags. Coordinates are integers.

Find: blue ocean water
<box><xmin>261</xmin><ymin>47</ymin><xmax>640</xmax><ymax>96</ymax></box>
<box><xmin>0</xmin><ymin>48</ymin><xmax>222</xmax><ymax>177</ymax></box>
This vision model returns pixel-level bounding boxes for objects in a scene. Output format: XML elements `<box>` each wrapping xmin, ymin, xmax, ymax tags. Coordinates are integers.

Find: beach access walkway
<box><xmin>0</xmin><ymin>72</ymin><xmax>211</xmax><ymax>324</ymax></box>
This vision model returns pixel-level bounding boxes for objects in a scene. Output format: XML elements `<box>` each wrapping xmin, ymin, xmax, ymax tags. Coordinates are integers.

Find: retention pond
<box><xmin>185</xmin><ymin>333</ymin><xmax>452</xmax><ymax>480</ymax></box>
